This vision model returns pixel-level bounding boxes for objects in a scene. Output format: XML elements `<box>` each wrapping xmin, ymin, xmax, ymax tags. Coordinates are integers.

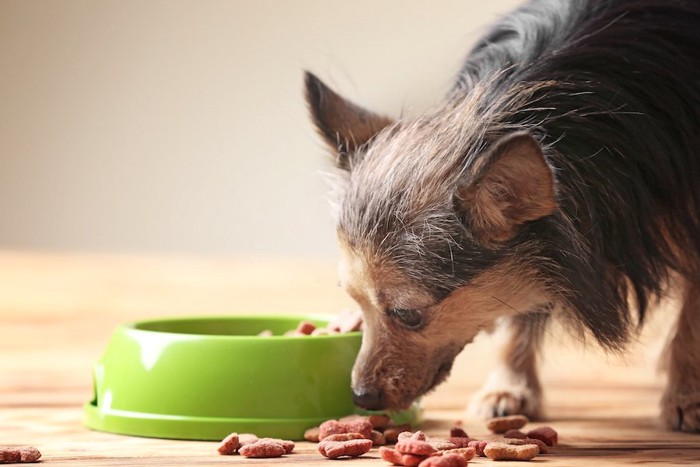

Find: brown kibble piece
<box><xmin>0</xmin><ymin>447</ymin><xmax>41</xmax><ymax>463</ymax></box>
<box><xmin>18</xmin><ymin>447</ymin><xmax>41</xmax><ymax>463</ymax></box>
<box><xmin>0</xmin><ymin>449</ymin><xmax>21</xmax><ymax>463</ymax></box>
<box><xmin>304</xmin><ymin>426</ymin><xmax>320</xmax><ymax>442</ymax></box>
<box><xmin>384</xmin><ymin>424</ymin><xmax>413</xmax><ymax>443</ymax></box>
<box><xmin>445</xmin><ymin>446</ymin><xmax>476</xmax><ymax>461</ymax></box>
<box><xmin>238</xmin><ymin>440</ymin><xmax>286</xmax><ymax>458</ymax></box>
<box><xmin>259</xmin><ymin>438</ymin><xmax>294</xmax><ymax>454</ymax></box>
<box><xmin>318</xmin><ymin>437</ymin><xmax>373</xmax><ymax>458</ymax></box>
<box><xmin>395</xmin><ymin>437</ymin><xmax>437</xmax><ymax>456</ymax></box>
<box><xmin>527</xmin><ymin>426</ymin><xmax>558</xmax><ymax>446</ymax></box>
<box><xmin>450</xmin><ymin>427</ymin><xmax>469</xmax><ymax>438</ymax></box>
<box><xmin>403</xmin><ymin>453</ymin><xmax>429</xmax><ymax>467</ymax></box>
<box><xmin>448</xmin><ymin>437</ymin><xmax>473</xmax><ymax>448</ymax></box>
<box><xmin>486</xmin><ymin>414</ymin><xmax>529</xmax><ymax>433</ymax></box>
<box><xmin>371</xmin><ymin>429</ymin><xmax>387</xmax><ymax>446</ymax></box>
<box><xmin>296</xmin><ymin>320</ymin><xmax>316</xmax><ymax>335</ymax></box>
<box><xmin>468</xmin><ymin>439</ymin><xmax>488</xmax><ymax>457</ymax></box>
<box><xmin>322</xmin><ymin>432</ymin><xmax>366</xmax><ymax>442</ymax></box>
<box><xmin>427</xmin><ymin>437</ymin><xmax>458</xmax><ymax>451</ymax></box>
<box><xmin>238</xmin><ymin>433</ymin><xmax>259</xmax><ymax>446</ymax></box>
<box><xmin>217</xmin><ymin>432</ymin><xmax>240</xmax><ymax>455</ymax></box>
<box><xmin>379</xmin><ymin>446</ymin><xmax>404</xmax><ymax>464</ymax></box>
<box><xmin>503</xmin><ymin>437</ymin><xmax>548</xmax><ymax>454</ymax></box>
<box><xmin>319</xmin><ymin>418</ymin><xmax>373</xmax><ymax>440</ymax></box>
<box><xmin>368</xmin><ymin>414</ymin><xmax>393</xmax><ymax>429</ymax></box>
<box><xmin>484</xmin><ymin>441</ymin><xmax>539</xmax><ymax>461</ymax></box>
<box><xmin>398</xmin><ymin>430</ymin><xmax>426</xmax><ymax>442</ymax></box>
<box><xmin>417</xmin><ymin>453</ymin><xmax>468</xmax><ymax>467</ymax></box>
<box><xmin>504</xmin><ymin>429</ymin><xmax>527</xmax><ymax>439</ymax></box>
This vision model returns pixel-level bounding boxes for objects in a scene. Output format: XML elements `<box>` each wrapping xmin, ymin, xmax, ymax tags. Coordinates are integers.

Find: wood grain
<box><xmin>1</xmin><ymin>251</ymin><xmax>699</xmax><ymax>466</ymax></box>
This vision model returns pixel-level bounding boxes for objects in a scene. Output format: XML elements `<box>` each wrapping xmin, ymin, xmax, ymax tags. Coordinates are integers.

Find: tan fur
<box><xmin>661</xmin><ymin>278</ymin><xmax>700</xmax><ymax>431</ymax></box>
<box><xmin>460</xmin><ymin>131</ymin><xmax>557</xmax><ymax>245</ymax></box>
<box><xmin>469</xmin><ymin>313</ymin><xmax>548</xmax><ymax>419</ymax></box>
<box><xmin>340</xmin><ymin>234</ymin><xmax>552</xmax><ymax>409</ymax></box>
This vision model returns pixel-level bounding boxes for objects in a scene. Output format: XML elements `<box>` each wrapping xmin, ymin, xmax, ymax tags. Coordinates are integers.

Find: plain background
<box><xmin>0</xmin><ymin>0</ymin><xmax>522</xmax><ymax>257</ymax></box>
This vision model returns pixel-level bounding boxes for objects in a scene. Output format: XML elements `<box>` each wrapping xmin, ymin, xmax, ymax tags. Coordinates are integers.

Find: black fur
<box><xmin>454</xmin><ymin>0</ymin><xmax>700</xmax><ymax>348</ymax></box>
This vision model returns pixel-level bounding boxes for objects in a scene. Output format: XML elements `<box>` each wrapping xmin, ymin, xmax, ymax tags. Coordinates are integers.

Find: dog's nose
<box><xmin>352</xmin><ymin>388</ymin><xmax>384</xmax><ymax>410</ymax></box>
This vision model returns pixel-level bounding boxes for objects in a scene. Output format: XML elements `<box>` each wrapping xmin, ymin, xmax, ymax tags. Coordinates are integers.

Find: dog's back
<box><xmin>453</xmin><ymin>0</ymin><xmax>700</xmax><ymax>345</ymax></box>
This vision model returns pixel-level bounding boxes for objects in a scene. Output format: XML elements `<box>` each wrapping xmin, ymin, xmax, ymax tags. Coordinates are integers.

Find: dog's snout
<box><xmin>352</xmin><ymin>388</ymin><xmax>384</xmax><ymax>410</ymax></box>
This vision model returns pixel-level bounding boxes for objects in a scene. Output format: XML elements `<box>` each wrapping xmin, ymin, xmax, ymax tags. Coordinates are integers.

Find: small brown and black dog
<box><xmin>305</xmin><ymin>0</ymin><xmax>700</xmax><ymax>432</ymax></box>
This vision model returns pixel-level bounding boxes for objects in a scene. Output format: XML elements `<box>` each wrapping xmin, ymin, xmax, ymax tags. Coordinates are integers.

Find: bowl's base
<box><xmin>83</xmin><ymin>401</ymin><xmax>422</xmax><ymax>441</ymax></box>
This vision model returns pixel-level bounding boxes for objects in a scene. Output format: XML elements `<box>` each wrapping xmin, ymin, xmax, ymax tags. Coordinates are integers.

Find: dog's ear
<box><xmin>304</xmin><ymin>71</ymin><xmax>393</xmax><ymax>171</ymax></box>
<box><xmin>457</xmin><ymin>131</ymin><xmax>557</xmax><ymax>245</ymax></box>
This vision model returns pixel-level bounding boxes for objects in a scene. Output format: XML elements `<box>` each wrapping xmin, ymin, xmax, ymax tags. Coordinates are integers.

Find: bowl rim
<box><xmin>120</xmin><ymin>313</ymin><xmax>363</xmax><ymax>341</ymax></box>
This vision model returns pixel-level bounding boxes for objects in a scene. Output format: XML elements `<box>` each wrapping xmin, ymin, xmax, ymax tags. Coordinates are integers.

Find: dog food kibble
<box><xmin>384</xmin><ymin>424</ymin><xmax>413</xmax><ymax>444</ymax></box>
<box><xmin>321</xmin><ymin>433</ymin><xmax>366</xmax><ymax>442</ymax></box>
<box><xmin>444</xmin><ymin>446</ymin><xmax>476</xmax><ymax>460</ymax></box>
<box><xmin>467</xmin><ymin>439</ymin><xmax>488</xmax><ymax>457</ymax></box>
<box><xmin>319</xmin><ymin>418</ymin><xmax>373</xmax><ymax>440</ymax></box>
<box><xmin>369</xmin><ymin>413</ymin><xmax>393</xmax><ymax>429</ymax></box>
<box><xmin>449</xmin><ymin>427</ymin><xmax>469</xmax><ymax>438</ymax></box>
<box><xmin>0</xmin><ymin>447</ymin><xmax>41</xmax><ymax>464</ymax></box>
<box><xmin>527</xmin><ymin>426</ymin><xmax>558</xmax><ymax>446</ymax></box>
<box><xmin>371</xmin><ymin>429</ymin><xmax>387</xmax><ymax>446</ymax></box>
<box><xmin>296</xmin><ymin>320</ymin><xmax>317</xmax><ymax>335</ymax></box>
<box><xmin>447</xmin><ymin>437</ymin><xmax>472</xmax><ymax>448</ymax></box>
<box><xmin>317</xmin><ymin>437</ymin><xmax>373</xmax><ymax>459</ymax></box>
<box><xmin>486</xmin><ymin>414</ymin><xmax>529</xmax><ymax>433</ymax></box>
<box><xmin>217</xmin><ymin>432</ymin><xmax>240</xmax><ymax>455</ymax></box>
<box><xmin>503</xmin><ymin>429</ymin><xmax>527</xmax><ymax>439</ymax></box>
<box><xmin>398</xmin><ymin>430</ymin><xmax>426</xmax><ymax>442</ymax></box>
<box><xmin>238</xmin><ymin>439</ymin><xmax>287</xmax><ymax>458</ymax></box>
<box><xmin>259</xmin><ymin>438</ymin><xmax>295</xmax><ymax>454</ymax></box>
<box><xmin>238</xmin><ymin>433</ymin><xmax>260</xmax><ymax>446</ymax></box>
<box><xmin>304</xmin><ymin>426</ymin><xmax>320</xmax><ymax>442</ymax></box>
<box><xmin>503</xmin><ymin>437</ymin><xmax>548</xmax><ymax>454</ymax></box>
<box><xmin>217</xmin><ymin>433</ymin><xmax>293</xmax><ymax>458</ymax></box>
<box><xmin>0</xmin><ymin>449</ymin><xmax>21</xmax><ymax>463</ymax></box>
<box><xmin>379</xmin><ymin>446</ymin><xmax>404</xmax><ymax>464</ymax></box>
<box><xmin>417</xmin><ymin>453</ymin><xmax>468</xmax><ymax>467</ymax></box>
<box><xmin>484</xmin><ymin>441</ymin><xmax>539</xmax><ymax>461</ymax></box>
<box><xmin>426</xmin><ymin>437</ymin><xmax>457</xmax><ymax>451</ymax></box>
<box><xmin>395</xmin><ymin>437</ymin><xmax>437</xmax><ymax>457</ymax></box>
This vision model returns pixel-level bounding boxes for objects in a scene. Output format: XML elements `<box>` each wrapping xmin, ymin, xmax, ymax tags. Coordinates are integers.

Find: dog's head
<box><xmin>305</xmin><ymin>72</ymin><xmax>558</xmax><ymax>410</ymax></box>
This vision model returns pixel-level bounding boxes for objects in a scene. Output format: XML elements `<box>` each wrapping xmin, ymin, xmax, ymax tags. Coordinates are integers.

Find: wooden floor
<box><xmin>1</xmin><ymin>251</ymin><xmax>699</xmax><ymax>466</ymax></box>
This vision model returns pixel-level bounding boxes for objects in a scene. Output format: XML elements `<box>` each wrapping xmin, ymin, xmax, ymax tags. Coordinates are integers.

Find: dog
<box><xmin>304</xmin><ymin>0</ymin><xmax>700</xmax><ymax>432</ymax></box>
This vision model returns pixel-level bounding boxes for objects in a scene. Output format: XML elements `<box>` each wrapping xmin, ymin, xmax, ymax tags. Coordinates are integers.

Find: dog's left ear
<box><xmin>304</xmin><ymin>71</ymin><xmax>393</xmax><ymax>171</ymax></box>
<box><xmin>456</xmin><ymin>131</ymin><xmax>557</xmax><ymax>245</ymax></box>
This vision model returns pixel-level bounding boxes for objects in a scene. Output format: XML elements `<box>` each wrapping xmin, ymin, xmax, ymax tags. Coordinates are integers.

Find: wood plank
<box><xmin>1</xmin><ymin>251</ymin><xmax>699</xmax><ymax>466</ymax></box>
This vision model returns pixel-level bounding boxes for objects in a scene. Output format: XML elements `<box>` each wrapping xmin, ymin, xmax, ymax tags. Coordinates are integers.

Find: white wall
<box><xmin>0</xmin><ymin>0</ymin><xmax>521</xmax><ymax>257</ymax></box>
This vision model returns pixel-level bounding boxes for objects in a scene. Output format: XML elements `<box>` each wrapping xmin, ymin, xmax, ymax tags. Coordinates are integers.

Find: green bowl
<box><xmin>83</xmin><ymin>315</ymin><xmax>419</xmax><ymax>440</ymax></box>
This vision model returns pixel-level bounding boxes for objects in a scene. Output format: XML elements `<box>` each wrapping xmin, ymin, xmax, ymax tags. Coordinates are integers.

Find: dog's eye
<box><xmin>388</xmin><ymin>308</ymin><xmax>424</xmax><ymax>329</ymax></box>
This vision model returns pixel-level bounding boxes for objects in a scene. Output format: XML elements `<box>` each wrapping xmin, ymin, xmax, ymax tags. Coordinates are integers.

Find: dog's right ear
<box><xmin>304</xmin><ymin>71</ymin><xmax>393</xmax><ymax>171</ymax></box>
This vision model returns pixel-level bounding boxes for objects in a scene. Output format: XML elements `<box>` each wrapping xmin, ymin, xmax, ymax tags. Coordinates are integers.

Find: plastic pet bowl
<box><xmin>83</xmin><ymin>315</ymin><xmax>419</xmax><ymax>440</ymax></box>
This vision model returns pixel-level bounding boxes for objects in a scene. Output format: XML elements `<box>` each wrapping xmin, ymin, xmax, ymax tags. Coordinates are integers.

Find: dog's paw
<box><xmin>661</xmin><ymin>391</ymin><xmax>700</xmax><ymax>433</ymax></box>
<box><xmin>468</xmin><ymin>386</ymin><xmax>542</xmax><ymax>420</ymax></box>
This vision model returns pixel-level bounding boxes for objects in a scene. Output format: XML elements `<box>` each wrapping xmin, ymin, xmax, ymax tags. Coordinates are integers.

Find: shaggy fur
<box><xmin>305</xmin><ymin>0</ymin><xmax>700</xmax><ymax>432</ymax></box>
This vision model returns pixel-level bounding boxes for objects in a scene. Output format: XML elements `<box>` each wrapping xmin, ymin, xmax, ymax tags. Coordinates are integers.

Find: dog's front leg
<box><xmin>468</xmin><ymin>311</ymin><xmax>549</xmax><ymax>420</ymax></box>
<box><xmin>661</xmin><ymin>278</ymin><xmax>700</xmax><ymax>432</ymax></box>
